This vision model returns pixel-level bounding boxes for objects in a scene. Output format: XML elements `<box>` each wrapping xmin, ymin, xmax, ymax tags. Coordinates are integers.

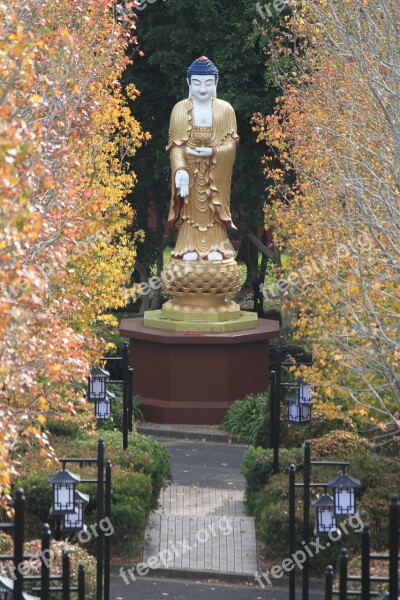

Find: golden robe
<box><xmin>166</xmin><ymin>98</ymin><xmax>239</xmax><ymax>259</ymax></box>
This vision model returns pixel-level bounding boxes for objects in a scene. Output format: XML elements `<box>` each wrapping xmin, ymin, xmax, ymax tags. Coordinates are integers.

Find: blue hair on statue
<box><xmin>187</xmin><ymin>56</ymin><xmax>219</xmax><ymax>83</ymax></box>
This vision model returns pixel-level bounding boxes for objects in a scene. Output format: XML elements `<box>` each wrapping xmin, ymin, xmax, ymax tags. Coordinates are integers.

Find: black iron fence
<box><xmin>325</xmin><ymin>494</ymin><xmax>399</xmax><ymax>600</ymax></box>
<box><xmin>0</xmin><ymin>489</ymin><xmax>86</xmax><ymax>600</ymax></box>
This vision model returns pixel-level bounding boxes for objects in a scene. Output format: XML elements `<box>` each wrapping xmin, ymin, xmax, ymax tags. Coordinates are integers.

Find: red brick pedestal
<box><xmin>119</xmin><ymin>317</ymin><xmax>280</xmax><ymax>425</ymax></box>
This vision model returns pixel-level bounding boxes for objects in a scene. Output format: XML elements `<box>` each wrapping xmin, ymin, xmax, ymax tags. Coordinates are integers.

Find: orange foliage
<box><xmin>0</xmin><ymin>0</ymin><xmax>148</xmax><ymax>502</ymax></box>
<box><xmin>254</xmin><ymin>0</ymin><xmax>400</xmax><ymax>429</ymax></box>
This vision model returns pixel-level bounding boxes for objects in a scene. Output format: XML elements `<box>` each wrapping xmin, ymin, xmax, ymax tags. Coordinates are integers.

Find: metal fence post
<box><xmin>96</xmin><ymin>439</ymin><xmax>104</xmax><ymax>600</ymax></box>
<box><xmin>41</xmin><ymin>523</ymin><xmax>51</xmax><ymax>600</ymax></box>
<box><xmin>14</xmin><ymin>488</ymin><xmax>25</xmax><ymax>600</ymax></box>
<box><xmin>78</xmin><ymin>563</ymin><xmax>85</xmax><ymax>600</ymax></box>
<box><xmin>325</xmin><ymin>565</ymin><xmax>333</xmax><ymax>600</ymax></box>
<box><xmin>104</xmin><ymin>461</ymin><xmax>112</xmax><ymax>600</ymax></box>
<box><xmin>361</xmin><ymin>524</ymin><xmax>370</xmax><ymax>600</ymax></box>
<box><xmin>389</xmin><ymin>494</ymin><xmax>399</xmax><ymax>600</ymax></box>
<box><xmin>62</xmin><ymin>550</ymin><xmax>70</xmax><ymax>600</ymax></box>
<box><xmin>303</xmin><ymin>441</ymin><xmax>311</xmax><ymax>600</ymax></box>
<box><xmin>339</xmin><ymin>548</ymin><xmax>348</xmax><ymax>600</ymax></box>
<box><xmin>289</xmin><ymin>464</ymin><xmax>296</xmax><ymax>600</ymax></box>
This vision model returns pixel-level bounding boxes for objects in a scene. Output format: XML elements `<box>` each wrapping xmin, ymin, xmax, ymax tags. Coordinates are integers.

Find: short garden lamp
<box><xmin>0</xmin><ymin>576</ymin><xmax>14</xmax><ymax>600</ymax></box>
<box><xmin>95</xmin><ymin>389</ymin><xmax>114</xmax><ymax>421</ymax></box>
<box><xmin>48</xmin><ymin>469</ymin><xmax>81</xmax><ymax>515</ymax></box>
<box><xmin>297</xmin><ymin>378</ymin><xmax>313</xmax><ymax>405</ymax></box>
<box><xmin>288</xmin><ymin>397</ymin><xmax>311</xmax><ymax>424</ymax></box>
<box><xmin>327</xmin><ymin>473</ymin><xmax>361</xmax><ymax>516</ymax></box>
<box><xmin>88</xmin><ymin>367</ymin><xmax>109</xmax><ymax>402</ymax></box>
<box><xmin>312</xmin><ymin>494</ymin><xmax>337</xmax><ymax>535</ymax></box>
<box><xmin>63</xmin><ymin>490</ymin><xmax>89</xmax><ymax>532</ymax></box>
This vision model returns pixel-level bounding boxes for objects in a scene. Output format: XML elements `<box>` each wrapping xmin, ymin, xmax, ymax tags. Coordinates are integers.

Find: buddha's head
<box><xmin>187</xmin><ymin>56</ymin><xmax>218</xmax><ymax>104</ymax></box>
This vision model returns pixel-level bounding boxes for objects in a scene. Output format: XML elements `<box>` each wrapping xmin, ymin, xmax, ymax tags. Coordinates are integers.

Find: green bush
<box><xmin>244</xmin><ymin>434</ymin><xmax>400</xmax><ymax>576</ymax></box>
<box><xmin>80</xmin><ymin>471</ymin><xmax>152</xmax><ymax>556</ymax></box>
<box><xmin>221</xmin><ymin>392</ymin><xmax>269</xmax><ymax>445</ymax></box>
<box><xmin>46</xmin><ymin>419</ymin><xmax>82</xmax><ymax>439</ymax></box>
<box><xmin>98</xmin><ymin>431</ymin><xmax>172</xmax><ymax>508</ymax></box>
<box><xmin>13</xmin><ymin>431</ymin><xmax>172</xmax><ymax>557</ymax></box>
<box><xmin>52</xmin><ymin>431</ymin><xmax>172</xmax><ymax>509</ymax></box>
<box><xmin>241</xmin><ymin>446</ymin><xmax>303</xmax><ymax>513</ymax></box>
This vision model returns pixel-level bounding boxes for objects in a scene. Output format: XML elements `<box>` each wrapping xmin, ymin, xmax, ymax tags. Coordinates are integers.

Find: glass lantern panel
<box><xmin>91</xmin><ymin>379</ymin><xmax>103</xmax><ymax>397</ymax></box>
<box><xmin>299</xmin><ymin>384</ymin><xmax>312</xmax><ymax>404</ymax></box>
<box><xmin>64</xmin><ymin>507</ymin><xmax>83</xmax><ymax>530</ymax></box>
<box><xmin>300</xmin><ymin>405</ymin><xmax>311</xmax><ymax>422</ymax></box>
<box><xmin>95</xmin><ymin>399</ymin><xmax>110</xmax><ymax>420</ymax></box>
<box><xmin>288</xmin><ymin>403</ymin><xmax>300</xmax><ymax>423</ymax></box>
<box><xmin>318</xmin><ymin>508</ymin><xmax>336</xmax><ymax>532</ymax></box>
<box><xmin>335</xmin><ymin>488</ymin><xmax>355</xmax><ymax>515</ymax></box>
<box><xmin>55</xmin><ymin>484</ymin><xmax>74</xmax><ymax>511</ymax></box>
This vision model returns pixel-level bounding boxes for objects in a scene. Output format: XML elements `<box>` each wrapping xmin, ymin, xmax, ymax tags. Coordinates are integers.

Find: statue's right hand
<box><xmin>175</xmin><ymin>170</ymin><xmax>189</xmax><ymax>198</ymax></box>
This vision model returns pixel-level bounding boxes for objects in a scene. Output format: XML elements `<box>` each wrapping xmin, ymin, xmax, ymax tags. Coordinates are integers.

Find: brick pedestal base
<box><xmin>119</xmin><ymin>317</ymin><xmax>280</xmax><ymax>425</ymax></box>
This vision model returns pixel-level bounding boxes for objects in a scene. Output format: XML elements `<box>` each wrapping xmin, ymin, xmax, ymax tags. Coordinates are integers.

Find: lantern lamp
<box><xmin>327</xmin><ymin>473</ymin><xmax>361</xmax><ymax>516</ymax></box>
<box><xmin>95</xmin><ymin>389</ymin><xmax>114</xmax><ymax>421</ymax></box>
<box><xmin>63</xmin><ymin>490</ymin><xmax>89</xmax><ymax>532</ymax></box>
<box><xmin>48</xmin><ymin>469</ymin><xmax>80</xmax><ymax>515</ymax></box>
<box><xmin>312</xmin><ymin>494</ymin><xmax>337</xmax><ymax>535</ymax></box>
<box><xmin>88</xmin><ymin>368</ymin><xmax>110</xmax><ymax>402</ymax></box>
<box><xmin>297</xmin><ymin>379</ymin><xmax>313</xmax><ymax>405</ymax></box>
<box><xmin>288</xmin><ymin>398</ymin><xmax>311</xmax><ymax>424</ymax></box>
<box><xmin>0</xmin><ymin>576</ymin><xmax>14</xmax><ymax>600</ymax></box>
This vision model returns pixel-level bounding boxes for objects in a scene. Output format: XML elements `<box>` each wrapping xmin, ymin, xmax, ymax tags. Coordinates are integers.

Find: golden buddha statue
<box><xmin>144</xmin><ymin>57</ymin><xmax>257</xmax><ymax>331</ymax></box>
<box><xmin>166</xmin><ymin>56</ymin><xmax>239</xmax><ymax>262</ymax></box>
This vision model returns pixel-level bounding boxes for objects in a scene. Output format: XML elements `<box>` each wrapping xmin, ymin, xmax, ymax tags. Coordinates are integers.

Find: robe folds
<box><xmin>166</xmin><ymin>98</ymin><xmax>239</xmax><ymax>259</ymax></box>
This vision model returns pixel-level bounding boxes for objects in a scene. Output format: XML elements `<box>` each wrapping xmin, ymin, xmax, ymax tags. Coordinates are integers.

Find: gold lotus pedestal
<box><xmin>144</xmin><ymin>258</ymin><xmax>258</xmax><ymax>332</ymax></box>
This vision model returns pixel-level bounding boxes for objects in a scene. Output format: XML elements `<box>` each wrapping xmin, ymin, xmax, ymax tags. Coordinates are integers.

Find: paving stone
<box><xmin>143</xmin><ymin>483</ymin><xmax>257</xmax><ymax>575</ymax></box>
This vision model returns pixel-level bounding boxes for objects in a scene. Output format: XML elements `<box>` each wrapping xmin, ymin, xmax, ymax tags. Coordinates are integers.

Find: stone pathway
<box><xmin>143</xmin><ymin>483</ymin><xmax>257</xmax><ymax>575</ymax></box>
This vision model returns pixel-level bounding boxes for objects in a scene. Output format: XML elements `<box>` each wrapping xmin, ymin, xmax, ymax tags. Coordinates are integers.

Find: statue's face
<box><xmin>188</xmin><ymin>75</ymin><xmax>217</xmax><ymax>104</ymax></box>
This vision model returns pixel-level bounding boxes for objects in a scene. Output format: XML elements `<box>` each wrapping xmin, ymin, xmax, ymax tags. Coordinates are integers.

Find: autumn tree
<box><xmin>0</xmin><ymin>0</ymin><xmax>147</xmax><ymax>501</ymax></box>
<box><xmin>253</xmin><ymin>0</ymin><xmax>400</xmax><ymax>434</ymax></box>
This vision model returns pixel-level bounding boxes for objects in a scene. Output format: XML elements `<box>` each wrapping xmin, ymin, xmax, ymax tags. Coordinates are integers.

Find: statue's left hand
<box><xmin>187</xmin><ymin>147</ymin><xmax>213</xmax><ymax>157</ymax></box>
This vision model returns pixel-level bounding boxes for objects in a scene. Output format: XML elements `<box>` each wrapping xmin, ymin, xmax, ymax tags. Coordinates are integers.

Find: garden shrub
<box><xmin>14</xmin><ymin>469</ymin><xmax>155</xmax><ymax>558</ymax></box>
<box><xmin>12</xmin><ymin>431</ymin><xmax>171</xmax><ymax>557</ymax></box>
<box><xmin>221</xmin><ymin>392</ymin><xmax>269</xmax><ymax>445</ymax></box>
<box><xmin>46</xmin><ymin>419</ymin><xmax>82</xmax><ymax>439</ymax></box>
<box><xmin>241</xmin><ymin>446</ymin><xmax>303</xmax><ymax>513</ymax></box>
<box><xmin>46</xmin><ymin>431</ymin><xmax>172</xmax><ymax>509</ymax></box>
<box><xmin>244</xmin><ymin>433</ymin><xmax>400</xmax><ymax>576</ymax></box>
<box><xmin>0</xmin><ymin>532</ymin><xmax>96</xmax><ymax>599</ymax></box>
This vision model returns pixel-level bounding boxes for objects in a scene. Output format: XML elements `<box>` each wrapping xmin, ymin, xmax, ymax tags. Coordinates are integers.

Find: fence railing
<box><xmin>325</xmin><ymin>494</ymin><xmax>399</xmax><ymax>600</ymax></box>
<box><xmin>0</xmin><ymin>489</ymin><xmax>86</xmax><ymax>600</ymax></box>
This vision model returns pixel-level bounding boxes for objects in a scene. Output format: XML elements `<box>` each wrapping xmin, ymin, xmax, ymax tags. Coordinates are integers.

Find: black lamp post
<box><xmin>88</xmin><ymin>368</ymin><xmax>109</xmax><ymax>402</ymax></box>
<box><xmin>63</xmin><ymin>491</ymin><xmax>89</xmax><ymax>533</ymax></box>
<box><xmin>327</xmin><ymin>473</ymin><xmax>361</xmax><ymax>516</ymax></box>
<box><xmin>49</xmin><ymin>439</ymin><xmax>111</xmax><ymax>600</ymax></box>
<box><xmin>48</xmin><ymin>470</ymin><xmax>80</xmax><ymax>515</ymax></box>
<box><xmin>312</xmin><ymin>493</ymin><xmax>337</xmax><ymax>535</ymax></box>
